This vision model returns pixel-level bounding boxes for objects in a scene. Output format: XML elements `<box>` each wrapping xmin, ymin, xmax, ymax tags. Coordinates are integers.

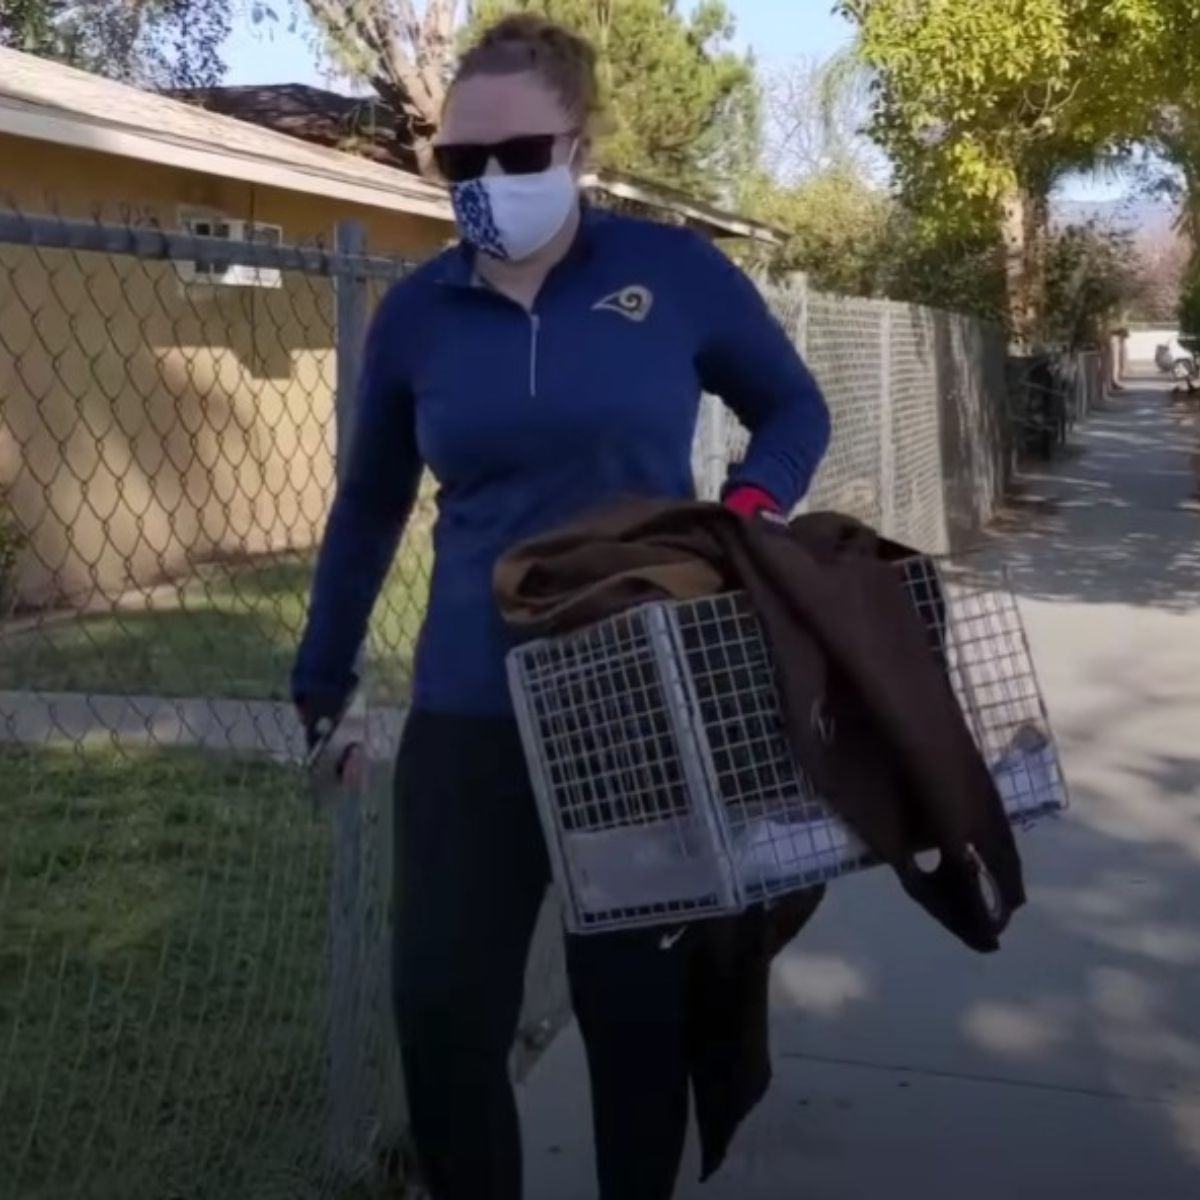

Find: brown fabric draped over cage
<box><xmin>496</xmin><ymin>498</ymin><xmax>1028</xmax><ymax>1177</ymax></box>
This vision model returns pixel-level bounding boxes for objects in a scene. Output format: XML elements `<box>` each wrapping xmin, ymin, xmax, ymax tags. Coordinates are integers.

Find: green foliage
<box><xmin>838</xmin><ymin>0</ymin><xmax>1181</xmax><ymax>333</ymax></box>
<box><xmin>1179</xmin><ymin>266</ymin><xmax>1200</xmax><ymax>356</ymax></box>
<box><xmin>0</xmin><ymin>492</ymin><xmax>24</xmax><ymax>618</ymax></box>
<box><xmin>0</xmin><ymin>0</ymin><xmax>61</xmax><ymax>53</ymax></box>
<box><xmin>742</xmin><ymin>162</ymin><xmax>1007</xmax><ymax>321</ymax></box>
<box><xmin>1121</xmin><ymin>225</ymin><xmax>1187</xmax><ymax>324</ymax></box>
<box><xmin>883</xmin><ymin>219</ymin><xmax>1009</xmax><ymax>323</ymax></box>
<box><xmin>467</xmin><ymin>0</ymin><xmax>760</xmax><ymax>198</ymax></box>
<box><xmin>1151</xmin><ymin>83</ymin><xmax>1200</xmax><ymax>251</ymax></box>
<box><xmin>744</xmin><ymin>166</ymin><xmax>894</xmax><ymax>296</ymax></box>
<box><xmin>0</xmin><ymin>0</ymin><xmax>232</xmax><ymax>87</ymax></box>
<box><xmin>1042</xmin><ymin>222</ymin><xmax>1141</xmax><ymax>348</ymax></box>
<box><xmin>842</xmin><ymin>0</ymin><xmax>1169</xmax><ymax>222</ymax></box>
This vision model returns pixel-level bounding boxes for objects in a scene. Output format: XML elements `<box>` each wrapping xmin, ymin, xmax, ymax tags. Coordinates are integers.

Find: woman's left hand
<box><xmin>724</xmin><ymin>485</ymin><xmax>782</xmax><ymax>521</ymax></box>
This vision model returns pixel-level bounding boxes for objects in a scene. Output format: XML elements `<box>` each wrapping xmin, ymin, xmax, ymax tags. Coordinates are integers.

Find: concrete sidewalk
<box><xmin>0</xmin><ymin>690</ymin><xmax>406</xmax><ymax>762</ymax></box>
<box><xmin>519</xmin><ymin>384</ymin><xmax>1200</xmax><ymax>1199</ymax></box>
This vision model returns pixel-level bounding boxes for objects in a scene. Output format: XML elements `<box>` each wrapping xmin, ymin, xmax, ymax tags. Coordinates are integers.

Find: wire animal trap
<box><xmin>507</xmin><ymin>559</ymin><xmax>1066</xmax><ymax>935</ymax></box>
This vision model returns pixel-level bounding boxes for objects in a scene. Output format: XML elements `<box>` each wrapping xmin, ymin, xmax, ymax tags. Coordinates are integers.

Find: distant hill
<box><xmin>1053</xmin><ymin>197</ymin><xmax>1179</xmax><ymax>237</ymax></box>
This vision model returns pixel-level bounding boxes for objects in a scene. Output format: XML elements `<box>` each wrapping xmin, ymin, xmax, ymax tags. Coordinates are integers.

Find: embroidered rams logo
<box><xmin>593</xmin><ymin>285</ymin><xmax>654</xmax><ymax>323</ymax></box>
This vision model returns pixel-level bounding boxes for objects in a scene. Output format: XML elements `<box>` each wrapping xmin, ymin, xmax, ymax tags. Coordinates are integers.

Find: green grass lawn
<box><xmin>0</xmin><ymin>541</ymin><xmax>431</xmax><ymax>704</ymax></box>
<box><xmin>0</xmin><ymin>744</ymin><xmax>346</xmax><ymax>1200</ymax></box>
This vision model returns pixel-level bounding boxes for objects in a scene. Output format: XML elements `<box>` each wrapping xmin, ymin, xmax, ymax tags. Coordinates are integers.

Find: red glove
<box><xmin>724</xmin><ymin>485</ymin><xmax>782</xmax><ymax>521</ymax></box>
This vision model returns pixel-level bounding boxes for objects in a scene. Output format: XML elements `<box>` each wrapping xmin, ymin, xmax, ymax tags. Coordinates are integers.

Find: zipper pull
<box><xmin>529</xmin><ymin>312</ymin><xmax>541</xmax><ymax>397</ymax></box>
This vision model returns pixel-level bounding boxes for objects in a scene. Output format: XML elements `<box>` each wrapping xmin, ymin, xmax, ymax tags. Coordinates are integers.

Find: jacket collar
<box><xmin>436</xmin><ymin>201</ymin><xmax>599</xmax><ymax>289</ymax></box>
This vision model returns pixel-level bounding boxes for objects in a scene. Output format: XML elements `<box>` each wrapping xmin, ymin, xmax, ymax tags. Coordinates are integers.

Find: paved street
<box><xmin>521</xmin><ymin>383</ymin><xmax>1200</xmax><ymax>1199</ymax></box>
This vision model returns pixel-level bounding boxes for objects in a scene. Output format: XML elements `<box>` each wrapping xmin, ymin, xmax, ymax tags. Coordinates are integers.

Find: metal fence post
<box><xmin>328</xmin><ymin>219</ymin><xmax>373</xmax><ymax>1175</ymax></box>
<box><xmin>790</xmin><ymin>271</ymin><xmax>810</xmax><ymax>359</ymax></box>
<box><xmin>878</xmin><ymin>303</ymin><xmax>896</xmax><ymax>538</ymax></box>
<box><xmin>693</xmin><ymin>395</ymin><xmax>725</xmax><ymax>501</ymax></box>
<box><xmin>335</xmin><ymin>220</ymin><xmax>368</xmax><ymax>478</ymax></box>
<box><xmin>789</xmin><ymin>273</ymin><xmax>811</xmax><ymax>516</ymax></box>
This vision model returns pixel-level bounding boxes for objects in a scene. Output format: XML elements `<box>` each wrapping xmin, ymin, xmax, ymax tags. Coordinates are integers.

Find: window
<box><xmin>177</xmin><ymin>210</ymin><xmax>284</xmax><ymax>289</ymax></box>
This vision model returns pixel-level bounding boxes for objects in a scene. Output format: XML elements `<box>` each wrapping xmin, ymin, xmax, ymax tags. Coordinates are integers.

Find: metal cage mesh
<box><xmin>515</xmin><ymin>609</ymin><xmax>735</xmax><ymax>928</ymax></box>
<box><xmin>509</xmin><ymin>560</ymin><xmax>1066</xmax><ymax>934</ymax></box>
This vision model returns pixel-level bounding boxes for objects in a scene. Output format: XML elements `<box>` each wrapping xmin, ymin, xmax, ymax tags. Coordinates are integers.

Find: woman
<box><xmin>293</xmin><ymin>15</ymin><xmax>830</xmax><ymax>1200</ymax></box>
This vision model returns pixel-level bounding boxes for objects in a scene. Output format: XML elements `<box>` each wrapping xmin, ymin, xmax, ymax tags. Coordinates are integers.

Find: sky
<box><xmin>222</xmin><ymin>1</ymin><xmax>855</xmax><ymax>88</ymax></box>
<box><xmin>220</xmin><ymin>1</ymin><xmax>1125</xmax><ymax>203</ymax></box>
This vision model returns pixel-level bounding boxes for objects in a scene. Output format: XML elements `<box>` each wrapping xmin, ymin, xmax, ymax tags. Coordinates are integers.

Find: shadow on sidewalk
<box><xmin>980</xmin><ymin>390</ymin><xmax>1200</xmax><ymax>612</ymax></box>
<box><xmin>523</xmin><ymin>629</ymin><xmax>1200</xmax><ymax>1200</ymax></box>
<box><xmin>689</xmin><ymin>674</ymin><xmax>1200</xmax><ymax>1196</ymax></box>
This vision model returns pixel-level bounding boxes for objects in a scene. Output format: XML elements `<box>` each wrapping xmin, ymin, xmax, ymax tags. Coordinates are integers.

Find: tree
<box><xmin>1179</xmin><ymin>265</ymin><xmax>1200</xmax><ymax>357</ymax></box>
<box><xmin>299</xmin><ymin>1</ymin><xmax>760</xmax><ymax>195</ymax></box>
<box><xmin>298</xmin><ymin>0</ymin><xmax>459</xmax><ymax>171</ymax></box>
<box><xmin>1126</xmin><ymin>222</ymin><xmax>1190</xmax><ymax>323</ymax></box>
<box><xmin>885</xmin><ymin>219</ymin><xmax>1009</xmax><ymax>322</ymax></box>
<box><xmin>759</xmin><ymin>53</ymin><xmax>882</xmax><ymax>186</ymax></box>
<box><xmin>466</xmin><ymin>1</ymin><xmax>760</xmax><ymax>198</ymax></box>
<box><xmin>1149</xmin><ymin>87</ymin><xmax>1200</xmax><ymax>260</ymax></box>
<box><xmin>838</xmin><ymin>0</ymin><xmax>1176</xmax><ymax>340</ymax></box>
<box><xmin>733</xmin><ymin>51</ymin><xmax>896</xmax><ymax>297</ymax></box>
<box><xmin>740</xmin><ymin>51</ymin><xmax>998</xmax><ymax>312</ymax></box>
<box><xmin>0</xmin><ymin>1</ymin><xmax>233</xmax><ymax>87</ymax></box>
<box><xmin>1151</xmin><ymin>2</ymin><xmax>1200</xmax><ymax>245</ymax></box>
<box><xmin>743</xmin><ymin>165</ymin><xmax>892</xmax><ymax>296</ymax></box>
<box><xmin>1042</xmin><ymin>222</ymin><xmax>1141</xmax><ymax>348</ymax></box>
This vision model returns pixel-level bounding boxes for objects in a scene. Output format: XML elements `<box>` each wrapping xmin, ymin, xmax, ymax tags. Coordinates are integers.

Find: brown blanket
<box><xmin>495</xmin><ymin>498</ymin><xmax>1026</xmax><ymax>1176</ymax></box>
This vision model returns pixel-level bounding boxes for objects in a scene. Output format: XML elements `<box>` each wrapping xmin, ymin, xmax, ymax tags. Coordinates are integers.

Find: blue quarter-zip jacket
<box><xmin>292</xmin><ymin>209</ymin><xmax>830</xmax><ymax>717</ymax></box>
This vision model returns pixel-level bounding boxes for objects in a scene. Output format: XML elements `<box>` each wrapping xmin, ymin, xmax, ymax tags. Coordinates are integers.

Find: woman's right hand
<box><xmin>337</xmin><ymin>743</ymin><xmax>365</xmax><ymax>791</ymax></box>
<box><xmin>297</xmin><ymin>695</ymin><xmax>363</xmax><ymax>788</ymax></box>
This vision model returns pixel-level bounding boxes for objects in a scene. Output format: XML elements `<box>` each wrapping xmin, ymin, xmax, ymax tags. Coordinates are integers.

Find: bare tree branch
<box><xmin>393</xmin><ymin>0</ymin><xmax>423</xmax><ymax>48</ymax></box>
<box><xmin>305</xmin><ymin>0</ymin><xmax>373</xmax><ymax>64</ymax></box>
<box><xmin>762</xmin><ymin>53</ymin><xmax>883</xmax><ymax>185</ymax></box>
<box><xmin>303</xmin><ymin>0</ymin><xmax>457</xmax><ymax>137</ymax></box>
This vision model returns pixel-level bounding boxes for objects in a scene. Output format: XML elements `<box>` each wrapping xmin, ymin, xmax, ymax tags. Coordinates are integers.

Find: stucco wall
<box><xmin>0</xmin><ymin>135</ymin><xmax>449</xmax><ymax>608</ymax></box>
<box><xmin>0</xmin><ymin>135</ymin><xmax>452</xmax><ymax>255</ymax></box>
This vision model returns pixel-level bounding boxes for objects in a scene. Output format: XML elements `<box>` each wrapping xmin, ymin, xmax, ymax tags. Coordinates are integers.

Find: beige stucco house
<box><xmin>0</xmin><ymin>50</ymin><xmax>780</xmax><ymax>612</ymax></box>
<box><xmin>0</xmin><ymin>48</ymin><xmax>457</xmax><ymax>610</ymax></box>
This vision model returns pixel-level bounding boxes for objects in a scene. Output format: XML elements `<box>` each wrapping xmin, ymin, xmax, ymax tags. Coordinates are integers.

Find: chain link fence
<box><xmin>0</xmin><ymin>208</ymin><xmax>519</xmax><ymax>1200</ymax></box>
<box><xmin>694</xmin><ymin>276</ymin><xmax>1014</xmax><ymax>553</ymax></box>
<box><xmin>1</xmin><ymin>208</ymin><xmax>1055</xmax><ymax>1199</ymax></box>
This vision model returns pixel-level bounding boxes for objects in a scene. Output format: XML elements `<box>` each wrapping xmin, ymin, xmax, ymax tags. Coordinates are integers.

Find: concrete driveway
<box><xmin>519</xmin><ymin>383</ymin><xmax>1200</xmax><ymax>1199</ymax></box>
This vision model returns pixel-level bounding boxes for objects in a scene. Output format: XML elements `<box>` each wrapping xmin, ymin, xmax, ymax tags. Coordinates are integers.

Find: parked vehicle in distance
<box><xmin>1155</xmin><ymin>337</ymin><xmax>1196</xmax><ymax>380</ymax></box>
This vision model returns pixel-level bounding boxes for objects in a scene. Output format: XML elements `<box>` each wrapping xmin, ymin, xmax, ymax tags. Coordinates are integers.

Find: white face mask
<box><xmin>451</xmin><ymin>158</ymin><xmax>578</xmax><ymax>263</ymax></box>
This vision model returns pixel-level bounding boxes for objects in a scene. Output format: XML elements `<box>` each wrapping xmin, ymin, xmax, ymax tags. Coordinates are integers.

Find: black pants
<box><xmin>393</xmin><ymin>711</ymin><xmax>691</xmax><ymax>1200</ymax></box>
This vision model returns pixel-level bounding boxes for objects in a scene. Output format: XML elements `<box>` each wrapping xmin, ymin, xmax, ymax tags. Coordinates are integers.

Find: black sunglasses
<box><xmin>433</xmin><ymin>133</ymin><xmax>575</xmax><ymax>184</ymax></box>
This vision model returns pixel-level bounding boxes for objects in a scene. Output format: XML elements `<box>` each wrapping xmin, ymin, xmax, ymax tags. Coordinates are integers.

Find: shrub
<box><xmin>1178</xmin><ymin>264</ymin><xmax>1200</xmax><ymax>358</ymax></box>
<box><xmin>0</xmin><ymin>492</ymin><xmax>24</xmax><ymax>617</ymax></box>
<box><xmin>1042</xmin><ymin>222</ymin><xmax>1141</xmax><ymax>351</ymax></box>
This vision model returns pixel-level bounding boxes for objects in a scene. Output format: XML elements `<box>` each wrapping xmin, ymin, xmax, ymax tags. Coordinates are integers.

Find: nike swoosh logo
<box><xmin>659</xmin><ymin>926</ymin><xmax>688</xmax><ymax>952</ymax></box>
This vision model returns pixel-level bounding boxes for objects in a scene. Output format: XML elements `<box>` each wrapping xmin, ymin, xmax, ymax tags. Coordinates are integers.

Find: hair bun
<box><xmin>455</xmin><ymin>14</ymin><xmax>601</xmax><ymax>124</ymax></box>
<box><xmin>479</xmin><ymin>13</ymin><xmax>556</xmax><ymax>45</ymax></box>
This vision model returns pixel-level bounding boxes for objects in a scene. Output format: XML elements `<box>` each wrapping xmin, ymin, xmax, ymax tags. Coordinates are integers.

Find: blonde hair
<box><xmin>453</xmin><ymin>14</ymin><xmax>602</xmax><ymax>129</ymax></box>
